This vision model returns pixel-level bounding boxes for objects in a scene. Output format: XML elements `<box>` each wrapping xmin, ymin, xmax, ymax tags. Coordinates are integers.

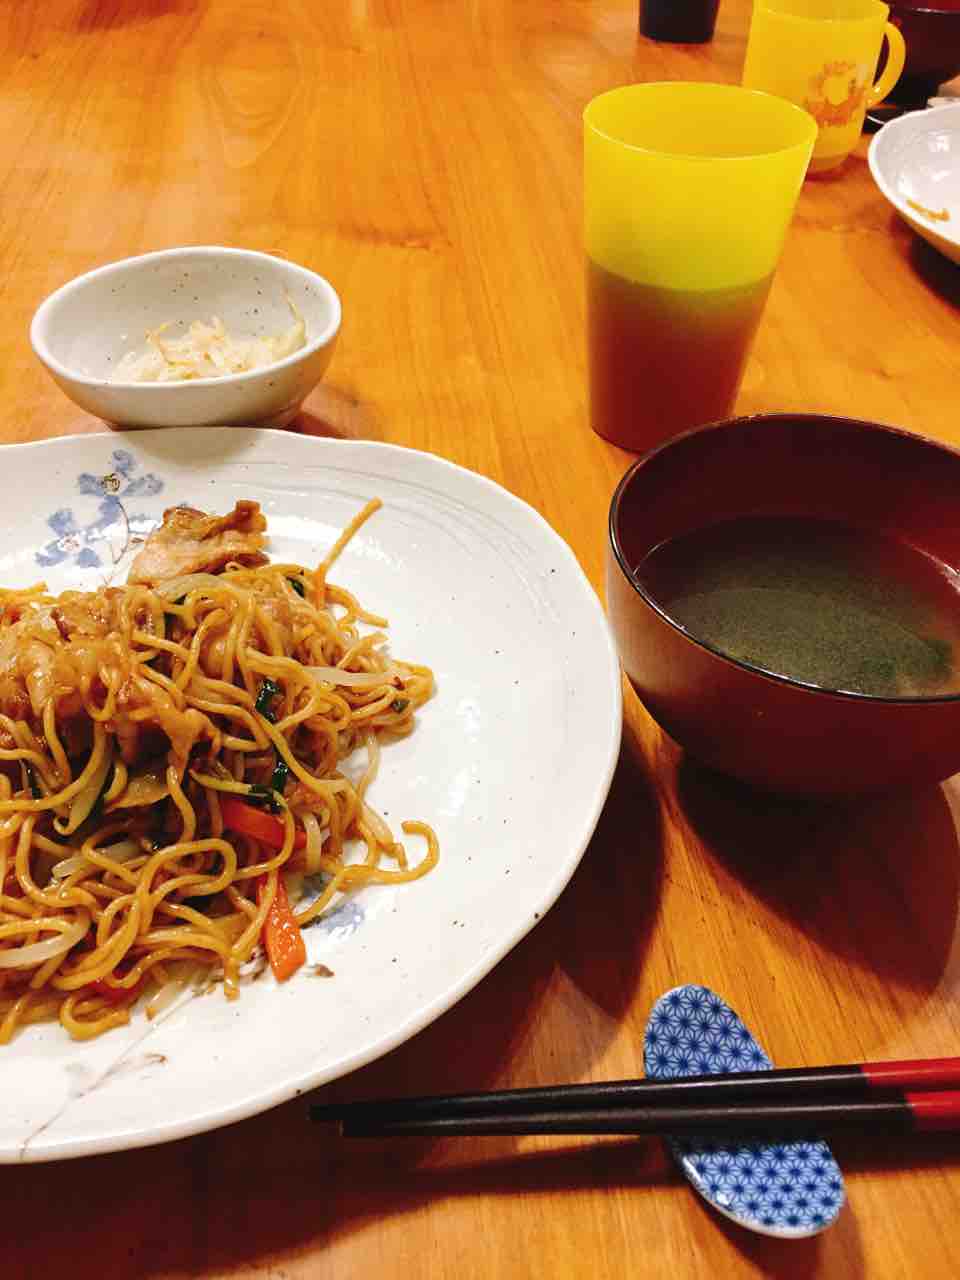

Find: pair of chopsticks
<box><xmin>310</xmin><ymin>1057</ymin><xmax>960</xmax><ymax>1139</ymax></box>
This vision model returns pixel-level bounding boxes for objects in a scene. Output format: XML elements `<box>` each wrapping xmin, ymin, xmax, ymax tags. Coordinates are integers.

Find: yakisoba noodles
<box><xmin>0</xmin><ymin>498</ymin><xmax>437</xmax><ymax>1043</ymax></box>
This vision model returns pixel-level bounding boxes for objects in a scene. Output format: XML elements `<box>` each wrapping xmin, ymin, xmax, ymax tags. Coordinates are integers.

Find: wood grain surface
<box><xmin>1</xmin><ymin>1</ymin><xmax>958</xmax><ymax>1276</ymax></box>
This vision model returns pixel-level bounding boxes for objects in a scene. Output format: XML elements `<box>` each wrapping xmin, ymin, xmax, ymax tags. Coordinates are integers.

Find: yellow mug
<box><xmin>742</xmin><ymin>0</ymin><xmax>906</xmax><ymax>173</ymax></box>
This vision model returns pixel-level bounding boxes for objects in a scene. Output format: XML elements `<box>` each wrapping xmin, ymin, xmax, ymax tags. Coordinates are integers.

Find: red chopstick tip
<box><xmin>907</xmin><ymin>1089</ymin><xmax>960</xmax><ymax>1131</ymax></box>
<box><xmin>864</xmin><ymin>1058</ymin><xmax>960</xmax><ymax>1092</ymax></box>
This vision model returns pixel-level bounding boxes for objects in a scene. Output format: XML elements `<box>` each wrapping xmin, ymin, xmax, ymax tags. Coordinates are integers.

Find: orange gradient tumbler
<box><xmin>584</xmin><ymin>82</ymin><xmax>816</xmax><ymax>454</ymax></box>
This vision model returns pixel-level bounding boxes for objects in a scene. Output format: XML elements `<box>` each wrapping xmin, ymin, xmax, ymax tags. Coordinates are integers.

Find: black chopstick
<box><xmin>335</xmin><ymin>1095</ymin><xmax>960</xmax><ymax>1136</ymax></box>
<box><xmin>310</xmin><ymin>1056</ymin><xmax>960</xmax><ymax>1129</ymax></box>
<box><xmin>333</xmin><ymin>1093</ymin><xmax>960</xmax><ymax>1139</ymax></box>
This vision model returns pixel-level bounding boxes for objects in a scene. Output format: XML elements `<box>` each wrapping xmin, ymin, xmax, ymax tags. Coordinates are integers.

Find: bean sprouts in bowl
<box><xmin>30</xmin><ymin>246</ymin><xmax>341</xmax><ymax>430</ymax></box>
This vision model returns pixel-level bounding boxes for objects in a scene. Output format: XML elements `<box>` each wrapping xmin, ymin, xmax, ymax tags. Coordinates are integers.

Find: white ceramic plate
<box><xmin>0</xmin><ymin>428</ymin><xmax>621</xmax><ymax>1163</ymax></box>
<box><xmin>869</xmin><ymin>103</ymin><xmax>960</xmax><ymax>265</ymax></box>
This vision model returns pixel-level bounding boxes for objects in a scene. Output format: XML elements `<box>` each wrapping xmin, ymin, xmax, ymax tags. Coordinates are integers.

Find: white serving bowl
<box><xmin>30</xmin><ymin>246</ymin><xmax>342</xmax><ymax>429</ymax></box>
<box><xmin>868</xmin><ymin>103</ymin><xmax>960</xmax><ymax>266</ymax></box>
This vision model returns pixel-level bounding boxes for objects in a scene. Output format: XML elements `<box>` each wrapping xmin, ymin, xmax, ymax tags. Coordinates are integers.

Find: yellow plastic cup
<box><xmin>742</xmin><ymin>0</ymin><xmax>906</xmax><ymax>174</ymax></box>
<box><xmin>584</xmin><ymin>82</ymin><xmax>816</xmax><ymax>454</ymax></box>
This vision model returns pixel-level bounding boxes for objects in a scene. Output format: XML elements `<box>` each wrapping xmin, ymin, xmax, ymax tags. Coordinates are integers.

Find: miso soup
<box><xmin>635</xmin><ymin>515</ymin><xmax>960</xmax><ymax>697</ymax></box>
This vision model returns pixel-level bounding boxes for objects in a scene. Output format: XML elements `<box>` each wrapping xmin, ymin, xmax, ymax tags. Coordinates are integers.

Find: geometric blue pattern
<box><xmin>644</xmin><ymin>984</ymin><xmax>845</xmax><ymax>1238</ymax></box>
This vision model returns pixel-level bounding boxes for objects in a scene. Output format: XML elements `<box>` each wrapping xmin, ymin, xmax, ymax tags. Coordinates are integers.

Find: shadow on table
<box><xmin>674</xmin><ymin>757</ymin><xmax>960</xmax><ymax>996</ymax></box>
<box><xmin>0</xmin><ymin>721</ymin><xmax>665</xmax><ymax>1276</ymax></box>
<box><xmin>552</xmin><ymin>711</ymin><xmax>664</xmax><ymax>1028</ymax></box>
<box><xmin>868</xmin><ymin>205</ymin><xmax>960</xmax><ymax>305</ymax></box>
<box><xmin>293</xmin><ymin>384</ymin><xmax>387</xmax><ymax>442</ymax></box>
<box><xmin>1</xmin><ymin>1132</ymin><xmax>677</xmax><ymax>1276</ymax></box>
<box><xmin>75</xmin><ymin>0</ymin><xmax>198</xmax><ymax>33</ymax></box>
<box><xmin>705</xmin><ymin>1199</ymin><xmax>864</xmax><ymax>1279</ymax></box>
<box><xmin>103</xmin><ymin>381</ymin><xmax>381</xmax><ymax>478</ymax></box>
<box><xmin>906</xmin><ymin>236</ymin><xmax>960</xmax><ymax>307</ymax></box>
<box><xmin>20</xmin><ymin>1097</ymin><xmax>960</xmax><ymax>1278</ymax></box>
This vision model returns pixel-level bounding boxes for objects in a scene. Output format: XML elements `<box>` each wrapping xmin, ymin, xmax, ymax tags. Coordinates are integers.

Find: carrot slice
<box><xmin>257</xmin><ymin>875</ymin><xmax>306</xmax><ymax>982</ymax></box>
<box><xmin>220</xmin><ymin>797</ymin><xmax>306</xmax><ymax>852</ymax></box>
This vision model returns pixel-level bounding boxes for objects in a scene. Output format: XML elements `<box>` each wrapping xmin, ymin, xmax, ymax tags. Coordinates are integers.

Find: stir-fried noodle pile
<box><xmin>0</xmin><ymin>498</ymin><xmax>437</xmax><ymax>1042</ymax></box>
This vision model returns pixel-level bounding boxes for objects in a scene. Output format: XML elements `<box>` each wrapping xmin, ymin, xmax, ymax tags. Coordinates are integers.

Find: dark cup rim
<box><xmin>891</xmin><ymin>1</ymin><xmax>960</xmax><ymax>15</ymax></box>
<box><xmin>608</xmin><ymin>411</ymin><xmax>960</xmax><ymax>706</ymax></box>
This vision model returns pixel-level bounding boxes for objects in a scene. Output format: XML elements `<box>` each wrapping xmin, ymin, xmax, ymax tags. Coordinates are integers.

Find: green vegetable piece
<box><xmin>24</xmin><ymin>763</ymin><xmax>42</xmax><ymax>800</ymax></box>
<box><xmin>245</xmin><ymin>783</ymin><xmax>280</xmax><ymax>813</ymax></box>
<box><xmin>255</xmin><ymin>678</ymin><xmax>283</xmax><ymax>722</ymax></box>
<box><xmin>271</xmin><ymin>753</ymin><xmax>290</xmax><ymax>795</ymax></box>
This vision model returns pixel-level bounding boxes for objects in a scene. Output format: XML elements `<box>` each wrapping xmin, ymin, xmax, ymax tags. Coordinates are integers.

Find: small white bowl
<box><xmin>868</xmin><ymin>103</ymin><xmax>960</xmax><ymax>266</ymax></box>
<box><xmin>30</xmin><ymin>246</ymin><xmax>342</xmax><ymax>429</ymax></box>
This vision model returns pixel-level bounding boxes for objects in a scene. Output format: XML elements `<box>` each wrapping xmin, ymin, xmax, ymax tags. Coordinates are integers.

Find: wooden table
<box><xmin>2</xmin><ymin>2</ymin><xmax>959</xmax><ymax>1276</ymax></box>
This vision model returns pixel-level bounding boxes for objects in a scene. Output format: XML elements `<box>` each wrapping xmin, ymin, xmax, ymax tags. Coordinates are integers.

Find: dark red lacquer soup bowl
<box><xmin>607</xmin><ymin>414</ymin><xmax>960</xmax><ymax>793</ymax></box>
<box><xmin>887</xmin><ymin>0</ymin><xmax>960</xmax><ymax>107</ymax></box>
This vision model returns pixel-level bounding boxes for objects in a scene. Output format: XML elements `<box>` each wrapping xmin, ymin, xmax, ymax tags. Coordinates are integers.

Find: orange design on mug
<box><xmin>742</xmin><ymin>0</ymin><xmax>906</xmax><ymax>173</ymax></box>
<box><xmin>803</xmin><ymin>61</ymin><xmax>868</xmax><ymax>127</ymax></box>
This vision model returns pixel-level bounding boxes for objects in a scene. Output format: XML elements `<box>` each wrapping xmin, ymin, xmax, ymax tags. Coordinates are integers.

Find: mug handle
<box><xmin>867</xmin><ymin>22</ymin><xmax>906</xmax><ymax>108</ymax></box>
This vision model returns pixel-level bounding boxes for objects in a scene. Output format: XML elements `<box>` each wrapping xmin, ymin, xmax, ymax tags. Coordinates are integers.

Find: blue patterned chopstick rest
<box><xmin>644</xmin><ymin>984</ymin><xmax>846</xmax><ymax>1238</ymax></box>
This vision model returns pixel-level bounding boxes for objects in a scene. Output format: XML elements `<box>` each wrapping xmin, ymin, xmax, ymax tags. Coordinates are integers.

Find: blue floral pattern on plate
<box><xmin>35</xmin><ymin>449</ymin><xmax>164</xmax><ymax>572</ymax></box>
<box><xmin>644</xmin><ymin>984</ymin><xmax>846</xmax><ymax>1238</ymax></box>
<box><xmin>302</xmin><ymin>874</ymin><xmax>366</xmax><ymax>938</ymax></box>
